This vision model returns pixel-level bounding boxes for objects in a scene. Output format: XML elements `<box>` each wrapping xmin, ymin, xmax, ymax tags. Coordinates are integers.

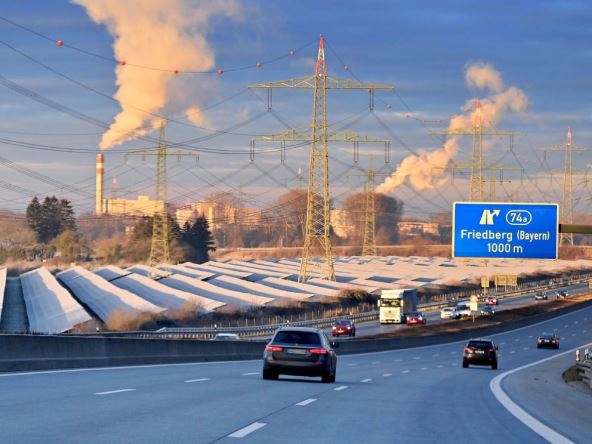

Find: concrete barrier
<box><xmin>1</xmin><ymin>298</ymin><xmax>591</xmax><ymax>373</ymax></box>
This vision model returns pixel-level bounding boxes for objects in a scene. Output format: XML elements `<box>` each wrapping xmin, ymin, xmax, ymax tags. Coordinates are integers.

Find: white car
<box><xmin>440</xmin><ymin>307</ymin><xmax>460</xmax><ymax>319</ymax></box>
<box><xmin>456</xmin><ymin>303</ymin><xmax>473</xmax><ymax>317</ymax></box>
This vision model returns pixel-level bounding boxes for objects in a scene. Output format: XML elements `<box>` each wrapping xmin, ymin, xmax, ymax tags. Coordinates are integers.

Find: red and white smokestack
<box><xmin>96</xmin><ymin>153</ymin><xmax>104</xmax><ymax>215</ymax></box>
<box><xmin>567</xmin><ymin>127</ymin><xmax>572</xmax><ymax>146</ymax></box>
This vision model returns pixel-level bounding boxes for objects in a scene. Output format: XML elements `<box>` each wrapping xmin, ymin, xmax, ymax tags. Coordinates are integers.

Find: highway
<box><xmin>1</xmin><ymin>302</ymin><xmax>591</xmax><ymax>442</ymax></box>
<box><xmin>326</xmin><ymin>282</ymin><xmax>590</xmax><ymax>339</ymax></box>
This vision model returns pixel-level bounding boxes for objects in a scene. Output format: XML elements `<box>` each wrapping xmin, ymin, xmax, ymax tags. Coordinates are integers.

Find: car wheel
<box><xmin>537</xmin><ymin>345</ymin><xmax>540</xmax><ymax>349</ymax></box>
<box><xmin>492</xmin><ymin>362</ymin><xmax>498</xmax><ymax>370</ymax></box>
<box><xmin>462</xmin><ymin>360</ymin><xmax>469</xmax><ymax>368</ymax></box>
<box><xmin>262</xmin><ymin>369</ymin><xmax>278</xmax><ymax>380</ymax></box>
<box><xmin>322</xmin><ymin>371</ymin><xmax>333</xmax><ymax>383</ymax></box>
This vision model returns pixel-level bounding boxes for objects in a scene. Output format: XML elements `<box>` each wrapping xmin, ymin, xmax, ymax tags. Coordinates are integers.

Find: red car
<box><xmin>406</xmin><ymin>311</ymin><xmax>427</xmax><ymax>325</ymax></box>
<box><xmin>485</xmin><ymin>296</ymin><xmax>498</xmax><ymax>306</ymax></box>
<box><xmin>332</xmin><ymin>319</ymin><xmax>356</xmax><ymax>337</ymax></box>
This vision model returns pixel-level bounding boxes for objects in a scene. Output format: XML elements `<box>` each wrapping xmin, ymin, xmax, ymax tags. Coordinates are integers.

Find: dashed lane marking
<box><xmin>94</xmin><ymin>389</ymin><xmax>135</xmax><ymax>395</ymax></box>
<box><xmin>383</xmin><ymin>373</ymin><xmax>392</xmax><ymax>377</ymax></box>
<box><xmin>510</xmin><ymin>350</ymin><xmax>516</xmax><ymax>354</ymax></box>
<box><xmin>401</xmin><ymin>370</ymin><xmax>410</xmax><ymax>374</ymax></box>
<box><xmin>242</xmin><ymin>372</ymin><xmax>259</xmax><ymax>376</ymax></box>
<box><xmin>184</xmin><ymin>378</ymin><xmax>210</xmax><ymax>383</ymax></box>
<box><xmin>432</xmin><ymin>353</ymin><xmax>440</xmax><ymax>357</ymax></box>
<box><xmin>527</xmin><ymin>336</ymin><xmax>533</xmax><ymax>339</ymax></box>
<box><xmin>437</xmin><ymin>365</ymin><xmax>443</xmax><ymax>368</ymax></box>
<box><xmin>393</xmin><ymin>359</ymin><xmax>401</xmax><ymax>362</ymax></box>
<box><xmin>421</xmin><ymin>367</ymin><xmax>428</xmax><ymax>371</ymax></box>
<box><xmin>296</xmin><ymin>398</ymin><xmax>317</xmax><ymax>406</ymax></box>
<box><xmin>228</xmin><ymin>422</ymin><xmax>267</xmax><ymax>438</ymax></box>
<box><xmin>347</xmin><ymin>363</ymin><xmax>357</xmax><ymax>367</ymax></box>
<box><xmin>523</xmin><ymin>347</ymin><xmax>529</xmax><ymax>351</ymax></box>
<box><xmin>413</xmin><ymin>357</ymin><xmax>420</xmax><ymax>360</ymax></box>
<box><xmin>334</xmin><ymin>386</ymin><xmax>348</xmax><ymax>391</ymax></box>
<box><xmin>372</xmin><ymin>361</ymin><xmax>380</xmax><ymax>365</ymax></box>
<box><xmin>361</xmin><ymin>378</ymin><xmax>372</xmax><ymax>383</ymax></box>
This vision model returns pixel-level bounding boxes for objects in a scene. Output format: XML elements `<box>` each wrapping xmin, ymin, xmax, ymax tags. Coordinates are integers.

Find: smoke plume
<box><xmin>72</xmin><ymin>0</ymin><xmax>241</xmax><ymax>149</ymax></box>
<box><xmin>376</xmin><ymin>62</ymin><xmax>528</xmax><ymax>194</ymax></box>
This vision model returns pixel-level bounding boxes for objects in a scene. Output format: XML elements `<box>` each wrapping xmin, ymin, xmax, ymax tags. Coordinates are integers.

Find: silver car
<box><xmin>440</xmin><ymin>307</ymin><xmax>460</xmax><ymax>319</ymax></box>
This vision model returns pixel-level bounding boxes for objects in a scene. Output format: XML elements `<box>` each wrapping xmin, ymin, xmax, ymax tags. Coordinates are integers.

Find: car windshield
<box><xmin>336</xmin><ymin>320</ymin><xmax>351</xmax><ymax>326</ymax></box>
<box><xmin>408</xmin><ymin>312</ymin><xmax>421</xmax><ymax>316</ymax></box>
<box><xmin>468</xmin><ymin>340</ymin><xmax>493</xmax><ymax>348</ymax></box>
<box><xmin>540</xmin><ymin>333</ymin><xmax>555</xmax><ymax>339</ymax></box>
<box><xmin>380</xmin><ymin>299</ymin><xmax>401</xmax><ymax>307</ymax></box>
<box><xmin>274</xmin><ymin>331</ymin><xmax>322</xmax><ymax>345</ymax></box>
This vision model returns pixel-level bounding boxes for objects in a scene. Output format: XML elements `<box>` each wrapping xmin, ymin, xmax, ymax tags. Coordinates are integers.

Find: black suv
<box><xmin>462</xmin><ymin>338</ymin><xmax>498</xmax><ymax>369</ymax></box>
<box><xmin>263</xmin><ymin>327</ymin><xmax>338</xmax><ymax>383</ymax></box>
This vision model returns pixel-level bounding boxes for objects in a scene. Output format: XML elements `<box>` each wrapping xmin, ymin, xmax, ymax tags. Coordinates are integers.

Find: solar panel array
<box><xmin>20</xmin><ymin>267</ymin><xmax>92</xmax><ymax>334</ymax></box>
<box><xmin>57</xmin><ymin>266</ymin><xmax>164</xmax><ymax>322</ymax></box>
<box><xmin>3</xmin><ymin>255</ymin><xmax>591</xmax><ymax>334</ymax></box>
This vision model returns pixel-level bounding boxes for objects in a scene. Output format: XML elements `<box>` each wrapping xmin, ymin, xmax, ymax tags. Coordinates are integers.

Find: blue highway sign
<box><xmin>452</xmin><ymin>202</ymin><xmax>558</xmax><ymax>260</ymax></box>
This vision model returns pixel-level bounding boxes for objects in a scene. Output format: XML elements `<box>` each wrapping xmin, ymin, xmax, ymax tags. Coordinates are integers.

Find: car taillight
<box><xmin>265</xmin><ymin>345</ymin><xmax>283</xmax><ymax>352</ymax></box>
<box><xmin>309</xmin><ymin>348</ymin><xmax>328</xmax><ymax>355</ymax></box>
<box><xmin>464</xmin><ymin>346</ymin><xmax>474</xmax><ymax>353</ymax></box>
<box><xmin>537</xmin><ymin>339</ymin><xmax>542</xmax><ymax>343</ymax></box>
<box><xmin>487</xmin><ymin>348</ymin><xmax>494</xmax><ymax>352</ymax></box>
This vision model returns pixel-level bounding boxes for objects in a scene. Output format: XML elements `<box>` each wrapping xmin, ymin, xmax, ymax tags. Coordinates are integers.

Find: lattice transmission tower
<box><xmin>539</xmin><ymin>128</ymin><xmax>592</xmax><ymax>245</ymax></box>
<box><xmin>432</xmin><ymin>100</ymin><xmax>525</xmax><ymax>201</ymax></box>
<box><xmin>125</xmin><ymin>122</ymin><xmax>199</xmax><ymax>270</ymax></box>
<box><xmin>249</xmin><ymin>36</ymin><xmax>394</xmax><ymax>282</ymax></box>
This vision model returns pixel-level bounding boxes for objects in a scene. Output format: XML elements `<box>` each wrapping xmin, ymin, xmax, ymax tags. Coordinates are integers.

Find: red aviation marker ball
<box><xmin>217</xmin><ymin>68</ymin><xmax>223</xmax><ymax>75</ymax></box>
<box><xmin>289</xmin><ymin>50</ymin><xmax>295</xmax><ymax>56</ymax></box>
<box><xmin>120</xmin><ymin>60</ymin><xmax>126</xmax><ymax>66</ymax></box>
<box><xmin>256</xmin><ymin>62</ymin><xmax>262</xmax><ymax>68</ymax></box>
<box><xmin>173</xmin><ymin>69</ymin><xmax>179</xmax><ymax>75</ymax></box>
<box><xmin>56</xmin><ymin>40</ymin><xmax>63</xmax><ymax>47</ymax></box>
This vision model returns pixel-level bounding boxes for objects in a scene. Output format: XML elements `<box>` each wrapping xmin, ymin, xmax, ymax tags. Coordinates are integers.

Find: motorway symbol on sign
<box><xmin>453</xmin><ymin>202</ymin><xmax>558</xmax><ymax>260</ymax></box>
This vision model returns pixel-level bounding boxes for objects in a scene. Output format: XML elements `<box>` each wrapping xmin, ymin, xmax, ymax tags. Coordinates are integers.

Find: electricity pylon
<box><xmin>249</xmin><ymin>36</ymin><xmax>394</xmax><ymax>282</ymax></box>
<box><xmin>431</xmin><ymin>100</ymin><xmax>526</xmax><ymax>201</ymax></box>
<box><xmin>125</xmin><ymin>122</ymin><xmax>199</xmax><ymax>270</ymax></box>
<box><xmin>538</xmin><ymin>128</ymin><xmax>592</xmax><ymax>245</ymax></box>
<box><xmin>348</xmin><ymin>157</ymin><xmax>391</xmax><ymax>256</ymax></box>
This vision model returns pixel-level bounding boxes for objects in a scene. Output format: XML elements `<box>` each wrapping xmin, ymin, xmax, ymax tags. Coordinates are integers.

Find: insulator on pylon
<box><xmin>173</xmin><ymin>69</ymin><xmax>179</xmax><ymax>75</ymax></box>
<box><xmin>217</xmin><ymin>68</ymin><xmax>223</xmax><ymax>75</ymax></box>
<box><xmin>256</xmin><ymin>62</ymin><xmax>262</xmax><ymax>68</ymax></box>
<box><xmin>120</xmin><ymin>60</ymin><xmax>126</xmax><ymax>66</ymax></box>
<box><xmin>56</xmin><ymin>40</ymin><xmax>64</xmax><ymax>47</ymax></box>
<box><xmin>386</xmin><ymin>104</ymin><xmax>392</xmax><ymax>109</ymax></box>
<box><xmin>289</xmin><ymin>50</ymin><xmax>296</xmax><ymax>56</ymax></box>
<box><xmin>344</xmin><ymin>64</ymin><xmax>349</xmax><ymax>71</ymax></box>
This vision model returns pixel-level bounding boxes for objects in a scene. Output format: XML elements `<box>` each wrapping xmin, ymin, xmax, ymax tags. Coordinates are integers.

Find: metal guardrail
<box><xmin>65</xmin><ymin>274</ymin><xmax>592</xmax><ymax>340</ymax></box>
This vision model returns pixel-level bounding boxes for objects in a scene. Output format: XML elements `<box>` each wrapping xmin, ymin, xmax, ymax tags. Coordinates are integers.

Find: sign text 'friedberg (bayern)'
<box><xmin>452</xmin><ymin>202</ymin><xmax>558</xmax><ymax>260</ymax></box>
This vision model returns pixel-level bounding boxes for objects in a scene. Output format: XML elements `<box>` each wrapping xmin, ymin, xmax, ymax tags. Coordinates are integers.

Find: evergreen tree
<box><xmin>26</xmin><ymin>196</ymin><xmax>77</xmax><ymax>243</ymax></box>
<box><xmin>181</xmin><ymin>215</ymin><xmax>216</xmax><ymax>263</ymax></box>
<box><xmin>26</xmin><ymin>196</ymin><xmax>41</xmax><ymax>235</ymax></box>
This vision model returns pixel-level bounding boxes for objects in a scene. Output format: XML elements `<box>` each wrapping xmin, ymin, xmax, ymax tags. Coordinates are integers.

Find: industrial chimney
<box><xmin>95</xmin><ymin>153</ymin><xmax>104</xmax><ymax>215</ymax></box>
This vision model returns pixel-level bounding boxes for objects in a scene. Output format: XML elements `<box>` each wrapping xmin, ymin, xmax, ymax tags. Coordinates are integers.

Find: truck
<box><xmin>378</xmin><ymin>289</ymin><xmax>418</xmax><ymax>324</ymax></box>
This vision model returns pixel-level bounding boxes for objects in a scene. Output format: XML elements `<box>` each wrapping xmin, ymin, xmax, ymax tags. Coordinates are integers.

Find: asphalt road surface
<box><xmin>1</xmin><ymin>301</ymin><xmax>591</xmax><ymax>443</ymax></box>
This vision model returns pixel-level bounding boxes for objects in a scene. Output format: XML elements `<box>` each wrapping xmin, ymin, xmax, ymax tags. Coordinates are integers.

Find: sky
<box><xmin>0</xmin><ymin>0</ymin><xmax>591</xmax><ymax>219</ymax></box>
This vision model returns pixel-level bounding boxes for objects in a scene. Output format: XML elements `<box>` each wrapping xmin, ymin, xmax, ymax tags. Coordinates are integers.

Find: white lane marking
<box><xmin>564</xmin><ymin>324</ymin><xmax>569</xmax><ymax>328</ymax></box>
<box><xmin>510</xmin><ymin>350</ymin><xmax>516</xmax><ymax>354</ymax></box>
<box><xmin>393</xmin><ymin>359</ymin><xmax>401</xmax><ymax>362</ymax></box>
<box><xmin>296</xmin><ymin>398</ymin><xmax>317</xmax><ymax>406</ymax></box>
<box><xmin>334</xmin><ymin>385</ymin><xmax>348</xmax><ymax>391</ymax></box>
<box><xmin>450</xmin><ymin>351</ymin><xmax>457</xmax><ymax>354</ymax></box>
<box><xmin>94</xmin><ymin>388</ymin><xmax>135</xmax><ymax>395</ymax></box>
<box><xmin>372</xmin><ymin>361</ymin><xmax>380</xmax><ymax>364</ymax></box>
<box><xmin>451</xmin><ymin>362</ymin><xmax>458</xmax><ymax>366</ymax></box>
<box><xmin>523</xmin><ymin>347</ymin><xmax>529</xmax><ymax>351</ymax></box>
<box><xmin>347</xmin><ymin>363</ymin><xmax>357</xmax><ymax>366</ymax></box>
<box><xmin>383</xmin><ymin>373</ymin><xmax>392</xmax><ymax>377</ymax></box>
<box><xmin>413</xmin><ymin>356</ymin><xmax>420</xmax><ymax>360</ymax></box>
<box><xmin>527</xmin><ymin>335</ymin><xmax>533</xmax><ymax>339</ymax></box>
<box><xmin>184</xmin><ymin>378</ymin><xmax>209</xmax><ymax>383</ymax></box>
<box><xmin>228</xmin><ymin>422</ymin><xmax>267</xmax><ymax>438</ymax></box>
<box><xmin>490</xmin><ymin>342</ymin><xmax>592</xmax><ymax>444</ymax></box>
<box><xmin>500</xmin><ymin>342</ymin><xmax>506</xmax><ymax>345</ymax></box>
<box><xmin>571</xmin><ymin>334</ymin><xmax>576</xmax><ymax>337</ymax></box>
<box><xmin>432</xmin><ymin>353</ymin><xmax>440</xmax><ymax>357</ymax></box>
<box><xmin>242</xmin><ymin>372</ymin><xmax>259</xmax><ymax>376</ymax></box>
<box><xmin>401</xmin><ymin>370</ymin><xmax>410</xmax><ymax>374</ymax></box>
<box><xmin>583</xmin><ymin>330</ymin><xmax>588</xmax><ymax>333</ymax></box>
<box><xmin>361</xmin><ymin>378</ymin><xmax>372</xmax><ymax>383</ymax></box>
<box><xmin>514</xmin><ymin>338</ymin><xmax>520</xmax><ymax>342</ymax></box>
<box><xmin>421</xmin><ymin>367</ymin><xmax>428</xmax><ymax>371</ymax></box>
<box><xmin>436</xmin><ymin>365</ymin><xmax>443</xmax><ymax>368</ymax></box>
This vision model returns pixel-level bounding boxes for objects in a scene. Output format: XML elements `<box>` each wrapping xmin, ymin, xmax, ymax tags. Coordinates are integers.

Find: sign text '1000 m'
<box><xmin>452</xmin><ymin>202</ymin><xmax>558</xmax><ymax>260</ymax></box>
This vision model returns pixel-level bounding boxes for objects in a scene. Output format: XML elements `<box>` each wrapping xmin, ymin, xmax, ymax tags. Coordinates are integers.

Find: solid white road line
<box><xmin>334</xmin><ymin>385</ymin><xmax>348</xmax><ymax>391</ymax></box>
<box><xmin>361</xmin><ymin>378</ymin><xmax>372</xmax><ymax>383</ymax></box>
<box><xmin>490</xmin><ymin>342</ymin><xmax>592</xmax><ymax>444</ymax></box>
<box><xmin>242</xmin><ymin>372</ymin><xmax>259</xmax><ymax>376</ymax></box>
<box><xmin>228</xmin><ymin>422</ymin><xmax>267</xmax><ymax>438</ymax></box>
<box><xmin>296</xmin><ymin>398</ymin><xmax>317</xmax><ymax>406</ymax></box>
<box><xmin>347</xmin><ymin>363</ymin><xmax>357</xmax><ymax>366</ymax></box>
<box><xmin>94</xmin><ymin>389</ymin><xmax>135</xmax><ymax>395</ymax></box>
<box><xmin>184</xmin><ymin>378</ymin><xmax>210</xmax><ymax>383</ymax></box>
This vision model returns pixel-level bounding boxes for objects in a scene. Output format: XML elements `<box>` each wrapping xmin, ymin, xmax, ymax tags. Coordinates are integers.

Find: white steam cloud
<box><xmin>72</xmin><ymin>0</ymin><xmax>241</xmax><ymax>149</ymax></box>
<box><xmin>376</xmin><ymin>62</ymin><xmax>528</xmax><ymax>194</ymax></box>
